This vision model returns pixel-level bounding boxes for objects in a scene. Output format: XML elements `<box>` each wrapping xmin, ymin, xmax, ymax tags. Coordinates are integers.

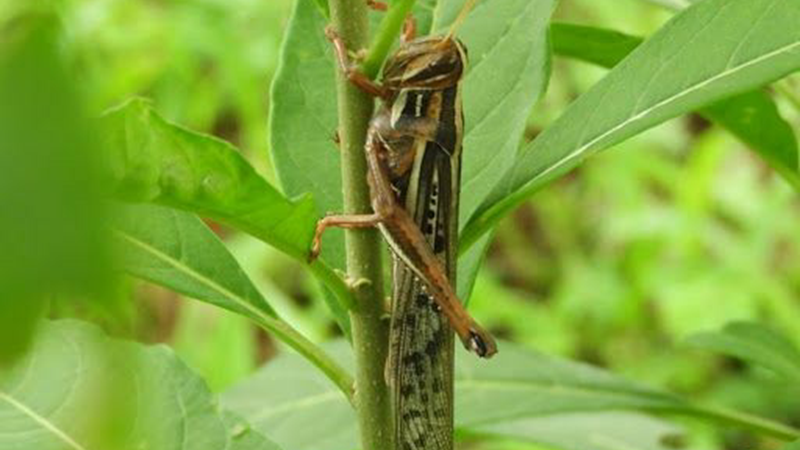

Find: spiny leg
<box><xmin>309</xmin><ymin>213</ymin><xmax>384</xmax><ymax>262</ymax></box>
<box><xmin>325</xmin><ymin>27</ymin><xmax>390</xmax><ymax>99</ymax></box>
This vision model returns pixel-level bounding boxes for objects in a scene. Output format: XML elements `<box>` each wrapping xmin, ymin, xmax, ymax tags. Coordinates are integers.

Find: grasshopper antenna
<box><xmin>443</xmin><ymin>0</ymin><xmax>478</xmax><ymax>42</ymax></box>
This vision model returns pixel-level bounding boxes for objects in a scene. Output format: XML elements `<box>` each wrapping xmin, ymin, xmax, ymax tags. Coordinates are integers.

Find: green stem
<box><xmin>362</xmin><ymin>0</ymin><xmax>417</xmax><ymax>79</ymax></box>
<box><xmin>328</xmin><ymin>1</ymin><xmax>394</xmax><ymax>449</ymax></box>
<box><xmin>255</xmin><ymin>313</ymin><xmax>355</xmax><ymax>405</ymax></box>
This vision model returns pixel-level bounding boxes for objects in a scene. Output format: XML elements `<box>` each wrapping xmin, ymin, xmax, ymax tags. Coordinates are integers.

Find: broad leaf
<box><xmin>113</xmin><ymin>204</ymin><xmax>353</xmax><ymax>384</ymax></box>
<box><xmin>224</xmin><ymin>342</ymin><xmax>689</xmax><ymax>450</ymax></box>
<box><xmin>472</xmin><ymin>412</ymin><xmax>683</xmax><ymax>450</ymax></box>
<box><xmin>637</xmin><ymin>0</ymin><xmax>698</xmax><ymax>11</ymax></box>
<box><xmin>223</xmin><ymin>344</ymin><xmax>356</xmax><ymax>450</ymax></box>
<box><xmin>465</xmin><ymin>0</ymin><xmax>800</xmax><ymax>250</ymax></box>
<box><xmin>102</xmin><ymin>98</ymin><xmax>355</xmax><ymax>332</ymax></box>
<box><xmin>103</xmin><ymin>98</ymin><xmax>317</xmax><ymax>262</ymax></box>
<box><xmin>551</xmin><ymin>23</ymin><xmax>799</xmax><ymax>189</ymax></box>
<box><xmin>551</xmin><ymin>23</ymin><xmax>642</xmax><ymax>68</ymax></box>
<box><xmin>268</xmin><ymin>0</ymin><xmax>342</xmax><ymax>266</ymax></box>
<box><xmin>0</xmin><ymin>320</ymin><xmax>280</xmax><ymax>450</ymax></box>
<box><xmin>432</xmin><ymin>0</ymin><xmax>557</xmax><ymax>227</ymax></box>
<box><xmin>688</xmin><ymin>321</ymin><xmax>800</xmax><ymax>382</ymax></box>
<box><xmin>0</xmin><ymin>13</ymin><xmax>111</xmax><ymax>364</ymax></box>
<box><xmin>270</xmin><ymin>0</ymin><xmax>556</xmax><ymax>271</ymax></box>
<box><xmin>113</xmin><ymin>204</ymin><xmax>278</xmax><ymax>323</ymax></box>
<box><xmin>784</xmin><ymin>440</ymin><xmax>800</xmax><ymax>450</ymax></box>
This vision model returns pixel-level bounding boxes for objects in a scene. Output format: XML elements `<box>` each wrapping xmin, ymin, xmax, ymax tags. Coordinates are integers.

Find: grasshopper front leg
<box><xmin>325</xmin><ymin>27</ymin><xmax>391</xmax><ymax>99</ymax></box>
<box><xmin>308</xmin><ymin>213</ymin><xmax>383</xmax><ymax>262</ymax></box>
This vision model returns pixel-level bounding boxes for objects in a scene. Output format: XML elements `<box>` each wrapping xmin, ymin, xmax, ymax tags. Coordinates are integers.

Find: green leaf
<box><xmin>452</xmin><ymin>343</ymin><xmax>682</xmax><ymax>424</ymax></box>
<box><xmin>702</xmin><ymin>92</ymin><xmax>799</xmax><ymax>187</ymax></box>
<box><xmin>434</xmin><ymin>0</ymin><xmax>557</xmax><ymax>228</ymax></box>
<box><xmin>465</xmin><ymin>0</ymin><xmax>800</xmax><ymax>250</ymax></box>
<box><xmin>269</xmin><ymin>0</ymin><xmax>343</xmax><ymax>266</ymax></box>
<box><xmin>113</xmin><ymin>204</ymin><xmax>355</xmax><ymax>397</ymax></box>
<box><xmin>225</xmin><ymin>341</ymin><xmax>798</xmax><ymax>450</ymax></box>
<box><xmin>0</xmin><ymin>319</ymin><xmax>281</xmax><ymax>450</ymax></box>
<box><xmin>102</xmin><ymin>97</ymin><xmax>317</xmax><ymax>262</ymax></box>
<box><xmin>471</xmin><ymin>412</ymin><xmax>683</xmax><ymax>450</ymax></box>
<box><xmin>550</xmin><ymin>23</ymin><xmax>799</xmax><ymax>189</ymax></box>
<box><xmin>270</xmin><ymin>0</ymin><xmax>556</xmax><ymax>270</ymax></box>
<box><xmin>550</xmin><ymin>23</ymin><xmax>644</xmax><ymax>69</ymax></box>
<box><xmin>101</xmin><ymin>97</ymin><xmax>357</xmax><ymax>334</ymax></box>
<box><xmin>222</xmin><ymin>343</ymin><xmax>356</xmax><ymax>450</ymax></box>
<box><xmin>223</xmin><ymin>342</ymin><xmax>683</xmax><ymax>450</ymax></box>
<box><xmin>638</xmin><ymin>0</ymin><xmax>695</xmax><ymax>10</ymax></box>
<box><xmin>113</xmin><ymin>204</ymin><xmax>278</xmax><ymax>322</ymax></box>
<box><xmin>223</xmin><ymin>412</ymin><xmax>284</xmax><ymax>450</ymax></box>
<box><xmin>0</xmin><ymin>13</ymin><xmax>111</xmax><ymax>364</ymax></box>
<box><xmin>688</xmin><ymin>321</ymin><xmax>800</xmax><ymax>382</ymax></box>
<box><xmin>784</xmin><ymin>440</ymin><xmax>800</xmax><ymax>450</ymax></box>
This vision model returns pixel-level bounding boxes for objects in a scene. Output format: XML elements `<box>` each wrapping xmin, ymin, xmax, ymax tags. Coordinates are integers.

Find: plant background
<box><xmin>4</xmin><ymin>0</ymin><xmax>800</xmax><ymax>449</ymax></box>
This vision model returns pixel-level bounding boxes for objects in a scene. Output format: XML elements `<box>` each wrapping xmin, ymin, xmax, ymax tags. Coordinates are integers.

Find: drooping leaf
<box><xmin>551</xmin><ymin>23</ymin><xmax>643</xmax><ymax>68</ymax></box>
<box><xmin>550</xmin><ymin>23</ymin><xmax>799</xmax><ymax>189</ymax></box>
<box><xmin>0</xmin><ymin>13</ymin><xmax>111</xmax><ymax>364</ymax></box>
<box><xmin>464</xmin><ymin>0</ymin><xmax>800</xmax><ymax>251</ymax></box>
<box><xmin>688</xmin><ymin>321</ymin><xmax>800</xmax><ymax>382</ymax></box>
<box><xmin>101</xmin><ymin>98</ymin><xmax>355</xmax><ymax>333</ymax></box>
<box><xmin>113</xmin><ymin>204</ymin><xmax>354</xmax><ymax>388</ymax></box>
<box><xmin>113</xmin><ymin>204</ymin><xmax>278</xmax><ymax>322</ymax></box>
<box><xmin>102</xmin><ymin>97</ymin><xmax>317</xmax><ymax>262</ymax></box>
<box><xmin>0</xmin><ymin>320</ymin><xmax>281</xmax><ymax>450</ymax></box>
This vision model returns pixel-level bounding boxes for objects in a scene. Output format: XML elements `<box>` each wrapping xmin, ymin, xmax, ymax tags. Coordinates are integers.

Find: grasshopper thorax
<box><xmin>381</xmin><ymin>36</ymin><xmax>468</xmax><ymax>92</ymax></box>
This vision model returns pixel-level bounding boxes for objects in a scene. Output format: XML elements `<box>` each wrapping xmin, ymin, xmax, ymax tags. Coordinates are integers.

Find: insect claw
<box><xmin>466</xmin><ymin>328</ymin><xmax>497</xmax><ymax>359</ymax></box>
<box><xmin>308</xmin><ymin>242</ymin><xmax>321</xmax><ymax>263</ymax></box>
<box><xmin>324</xmin><ymin>25</ymin><xmax>339</xmax><ymax>43</ymax></box>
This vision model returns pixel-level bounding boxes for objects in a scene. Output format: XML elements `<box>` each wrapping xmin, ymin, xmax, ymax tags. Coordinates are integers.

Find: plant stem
<box><xmin>327</xmin><ymin>1</ymin><xmax>393</xmax><ymax>449</ymax></box>
<box><xmin>362</xmin><ymin>0</ymin><xmax>416</xmax><ymax>79</ymax></box>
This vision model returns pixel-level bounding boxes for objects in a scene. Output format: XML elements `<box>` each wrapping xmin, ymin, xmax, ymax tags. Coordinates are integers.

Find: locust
<box><xmin>309</xmin><ymin>1</ymin><xmax>495</xmax><ymax>448</ymax></box>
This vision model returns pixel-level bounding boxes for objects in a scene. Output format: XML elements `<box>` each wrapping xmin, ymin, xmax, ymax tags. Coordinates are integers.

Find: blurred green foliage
<box><xmin>0</xmin><ymin>0</ymin><xmax>798</xmax><ymax>449</ymax></box>
<box><xmin>0</xmin><ymin>11</ymin><xmax>112</xmax><ymax>364</ymax></box>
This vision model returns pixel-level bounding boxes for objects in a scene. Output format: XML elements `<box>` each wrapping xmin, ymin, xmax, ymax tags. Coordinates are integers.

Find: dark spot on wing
<box><xmin>425</xmin><ymin>339</ymin><xmax>438</xmax><ymax>358</ymax></box>
<box><xmin>433</xmin><ymin>233</ymin><xmax>446</xmax><ymax>253</ymax></box>
<box><xmin>400</xmin><ymin>383</ymin><xmax>414</xmax><ymax>398</ymax></box>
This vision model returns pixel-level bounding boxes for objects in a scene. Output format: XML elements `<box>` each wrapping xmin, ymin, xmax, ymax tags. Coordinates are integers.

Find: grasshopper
<box><xmin>310</xmin><ymin>1</ymin><xmax>494</xmax><ymax>448</ymax></box>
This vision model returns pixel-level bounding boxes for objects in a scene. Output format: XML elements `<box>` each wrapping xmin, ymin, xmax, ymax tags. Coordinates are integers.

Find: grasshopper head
<box><xmin>382</xmin><ymin>36</ymin><xmax>468</xmax><ymax>91</ymax></box>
